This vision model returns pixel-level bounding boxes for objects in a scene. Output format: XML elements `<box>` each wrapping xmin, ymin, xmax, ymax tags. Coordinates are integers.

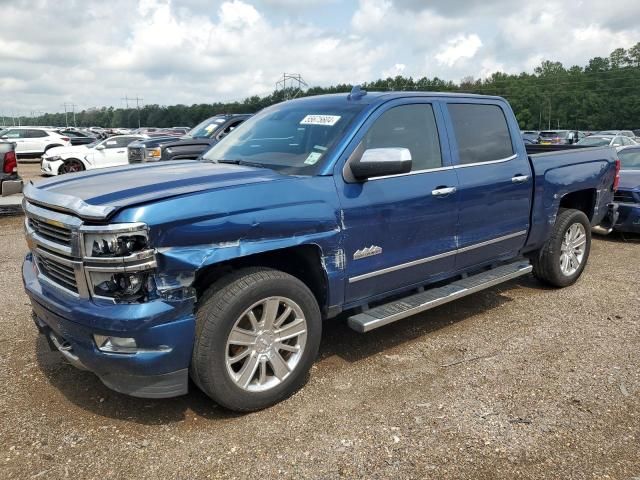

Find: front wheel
<box><xmin>191</xmin><ymin>268</ymin><xmax>322</xmax><ymax>412</ymax></box>
<box><xmin>58</xmin><ymin>158</ymin><xmax>85</xmax><ymax>174</ymax></box>
<box><xmin>532</xmin><ymin>208</ymin><xmax>591</xmax><ymax>287</ymax></box>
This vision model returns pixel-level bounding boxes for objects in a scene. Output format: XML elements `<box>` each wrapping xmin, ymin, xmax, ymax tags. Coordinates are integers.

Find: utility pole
<box><xmin>63</xmin><ymin>104</ymin><xmax>69</xmax><ymax>127</ymax></box>
<box><xmin>63</xmin><ymin>103</ymin><xmax>77</xmax><ymax>127</ymax></box>
<box><xmin>548</xmin><ymin>97</ymin><xmax>551</xmax><ymax>130</ymax></box>
<box><xmin>121</xmin><ymin>95</ymin><xmax>143</xmax><ymax>128</ymax></box>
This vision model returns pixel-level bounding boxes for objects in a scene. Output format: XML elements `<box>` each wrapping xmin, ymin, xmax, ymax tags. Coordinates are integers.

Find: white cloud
<box><xmin>0</xmin><ymin>0</ymin><xmax>639</xmax><ymax>115</ymax></box>
<box><xmin>435</xmin><ymin>34</ymin><xmax>483</xmax><ymax>67</ymax></box>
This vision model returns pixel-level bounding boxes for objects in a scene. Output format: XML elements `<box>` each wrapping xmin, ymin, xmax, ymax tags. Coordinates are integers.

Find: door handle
<box><xmin>431</xmin><ymin>186</ymin><xmax>457</xmax><ymax>197</ymax></box>
<box><xmin>117</xmin><ymin>150</ymin><xmax>125</xmax><ymax>153</ymax></box>
<box><xmin>511</xmin><ymin>175</ymin><xmax>530</xmax><ymax>184</ymax></box>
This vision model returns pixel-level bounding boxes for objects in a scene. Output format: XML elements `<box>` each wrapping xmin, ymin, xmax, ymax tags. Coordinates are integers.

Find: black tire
<box><xmin>191</xmin><ymin>267</ymin><xmax>322</xmax><ymax>412</ymax></box>
<box><xmin>531</xmin><ymin>208</ymin><xmax>591</xmax><ymax>287</ymax></box>
<box><xmin>58</xmin><ymin>158</ymin><xmax>85</xmax><ymax>174</ymax></box>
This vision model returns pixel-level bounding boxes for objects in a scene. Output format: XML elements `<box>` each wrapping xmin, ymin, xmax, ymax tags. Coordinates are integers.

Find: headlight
<box><xmin>146</xmin><ymin>147</ymin><xmax>161</xmax><ymax>159</ymax></box>
<box><xmin>89</xmin><ymin>271</ymin><xmax>155</xmax><ymax>301</ymax></box>
<box><xmin>82</xmin><ymin>225</ymin><xmax>148</xmax><ymax>258</ymax></box>
<box><xmin>47</xmin><ymin>156</ymin><xmax>62</xmax><ymax>162</ymax></box>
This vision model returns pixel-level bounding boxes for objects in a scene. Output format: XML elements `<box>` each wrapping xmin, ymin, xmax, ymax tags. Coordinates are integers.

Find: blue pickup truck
<box><xmin>22</xmin><ymin>90</ymin><xmax>619</xmax><ymax>411</ymax></box>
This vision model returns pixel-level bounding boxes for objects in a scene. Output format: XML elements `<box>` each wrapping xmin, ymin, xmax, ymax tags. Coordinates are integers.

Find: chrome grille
<box><xmin>28</xmin><ymin>217</ymin><xmax>72</xmax><ymax>247</ymax></box>
<box><xmin>128</xmin><ymin>147</ymin><xmax>144</xmax><ymax>163</ymax></box>
<box><xmin>35</xmin><ymin>253</ymin><xmax>78</xmax><ymax>293</ymax></box>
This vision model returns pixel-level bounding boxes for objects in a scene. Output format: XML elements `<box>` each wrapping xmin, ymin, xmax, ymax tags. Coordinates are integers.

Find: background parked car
<box><xmin>55</xmin><ymin>128</ymin><xmax>97</xmax><ymax>146</ymax></box>
<box><xmin>611</xmin><ymin>145</ymin><xmax>640</xmax><ymax>233</ymax></box>
<box><xmin>521</xmin><ymin>130</ymin><xmax>540</xmax><ymax>144</ymax></box>
<box><xmin>576</xmin><ymin>134</ymin><xmax>636</xmax><ymax>150</ymax></box>
<box><xmin>159</xmin><ymin>114</ymin><xmax>251</xmax><ymax>161</ymax></box>
<box><xmin>0</xmin><ymin>141</ymin><xmax>22</xmax><ymax>196</ymax></box>
<box><xmin>127</xmin><ymin>136</ymin><xmax>181</xmax><ymax>163</ymax></box>
<box><xmin>41</xmin><ymin>134</ymin><xmax>144</xmax><ymax>175</ymax></box>
<box><xmin>538</xmin><ymin>130</ymin><xmax>585</xmax><ymax>145</ymax></box>
<box><xmin>596</xmin><ymin>130</ymin><xmax>637</xmax><ymax>141</ymax></box>
<box><xmin>0</xmin><ymin>127</ymin><xmax>71</xmax><ymax>156</ymax></box>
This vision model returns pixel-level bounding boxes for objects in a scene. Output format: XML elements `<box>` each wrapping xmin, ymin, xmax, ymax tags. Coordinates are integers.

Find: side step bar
<box><xmin>348</xmin><ymin>260</ymin><xmax>533</xmax><ymax>333</ymax></box>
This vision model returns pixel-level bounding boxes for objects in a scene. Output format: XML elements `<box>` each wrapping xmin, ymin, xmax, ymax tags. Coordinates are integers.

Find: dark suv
<box><xmin>159</xmin><ymin>114</ymin><xmax>251</xmax><ymax>161</ymax></box>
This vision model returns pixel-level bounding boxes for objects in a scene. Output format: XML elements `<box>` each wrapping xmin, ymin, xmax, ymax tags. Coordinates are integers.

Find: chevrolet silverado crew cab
<box><xmin>22</xmin><ymin>89</ymin><xmax>619</xmax><ymax>412</ymax></box>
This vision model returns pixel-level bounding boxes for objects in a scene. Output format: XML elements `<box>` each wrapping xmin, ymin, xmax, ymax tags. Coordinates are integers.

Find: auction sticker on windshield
<box><xmin>300</xmin><ymin>115</ymin><xmax>341</xmax><ymax>126</ymax></box>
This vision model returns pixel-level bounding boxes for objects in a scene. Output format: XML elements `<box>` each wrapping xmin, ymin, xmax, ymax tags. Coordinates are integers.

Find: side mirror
<box><xmin>349</xmin><ymin>147</ymin><xmax>412</xmax><ymax>180</ymax></box>
<box><xmin>95</xmin><ymin>144</ymin><xmax>105</xmax><ymax>150</ymax></box>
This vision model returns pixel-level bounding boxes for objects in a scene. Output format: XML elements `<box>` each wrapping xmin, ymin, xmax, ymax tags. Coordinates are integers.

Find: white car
<box><xmin>576</xmin><ymin>134</ymin><xmax>637</xmax><ymax>151</ymax></box>
<box><xmin>0</xmin><ymin>127</ymin><xmax>71</xmax><ymax>155</ymax></box>
<box><xmin>41</xmin><ymin>135</ymin><xmax>144</xmax><ymax>175</ymax></box>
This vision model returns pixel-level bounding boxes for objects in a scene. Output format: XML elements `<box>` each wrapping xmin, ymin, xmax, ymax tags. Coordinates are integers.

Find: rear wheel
<box><xmin>191</xmin><ymin>268</ymin><xmax>321</xmax><ymax>412</ymax></box>
<box><xmin>58</xmin><ymin>159</ymin><xmax>85</xmax><ymax>174</ymax></box>
<box><xmin>531</xmin><ymin>208</ymin><xmax>591</xmax><ymax>287</ymax></box>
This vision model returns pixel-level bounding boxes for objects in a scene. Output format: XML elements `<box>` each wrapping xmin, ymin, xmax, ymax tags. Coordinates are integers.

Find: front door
<box><xmin>335</xmin><ymin>100</ymin><xmax>460</xmax><ymax>305</ymax></box>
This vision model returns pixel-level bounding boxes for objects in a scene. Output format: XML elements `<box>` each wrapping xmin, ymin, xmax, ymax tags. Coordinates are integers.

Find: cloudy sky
<box><xmin>1</xmin><ymin>0</ymin><xmax>639</xmax><ymax>115</ymax></box>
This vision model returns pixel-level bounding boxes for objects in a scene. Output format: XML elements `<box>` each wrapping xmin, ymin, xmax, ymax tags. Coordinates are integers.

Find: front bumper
<box><xmin>23</xmin><ymin>254</ymin><xmax>195</xmax><ymax>398</ymax></box>
<box><xmin>614</xmin><ymin>203</ymin><xmax>640</xmax><ymax>233</ymax></box>
<box><xmin>40</xmin><ymin>157</ymin><xmax>62</xmax><ymax>176</ymax></box>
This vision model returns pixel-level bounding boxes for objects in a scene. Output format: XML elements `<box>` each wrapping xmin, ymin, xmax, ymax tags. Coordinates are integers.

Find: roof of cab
<box><xmin>283</xmin><ymin>90</ymin><xmax>506</xmax><ymax>108</ymax></box>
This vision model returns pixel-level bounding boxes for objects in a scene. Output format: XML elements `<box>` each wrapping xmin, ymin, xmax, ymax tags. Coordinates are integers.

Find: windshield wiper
<box><xmin>215</xmin><ymin>159</ymin><xmax>265</xmax><ymax>168</ymax></box>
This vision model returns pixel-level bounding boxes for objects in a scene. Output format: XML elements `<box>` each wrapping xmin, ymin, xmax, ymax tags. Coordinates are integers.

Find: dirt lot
<box><xmin>1</xmin><ymin>188</ymin><xmax>639</xmax><ymax>479</ymax></box>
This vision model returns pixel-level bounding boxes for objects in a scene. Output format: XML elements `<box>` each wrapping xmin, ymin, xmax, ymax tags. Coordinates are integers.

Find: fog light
<box><xmin>94</xmin><ymin>334</ymin><xmax>137</xmax><ymax>353</ymax></box>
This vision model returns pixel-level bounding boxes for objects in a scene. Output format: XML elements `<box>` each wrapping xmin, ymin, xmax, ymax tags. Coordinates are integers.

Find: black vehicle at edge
<box><xmin>158</xmin><ymin>114</ymin><xmax>251</xmax><ymax>161</ymax></box>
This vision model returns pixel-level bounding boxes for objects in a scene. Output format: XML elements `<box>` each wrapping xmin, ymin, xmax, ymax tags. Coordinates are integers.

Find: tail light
<box><xmin>3</xmin><ymin>150</ymin><xmax>17</xmax><ymax>174</ymax></box>
<box><xmin>613</xmin><ymin>158</ymin><xmax>621</xmax><ymax>191</ymax></box>
<box><xmin>61</xmin><ymin>137</ymin><xmax>70</xmax><ymax>142</ymax></box>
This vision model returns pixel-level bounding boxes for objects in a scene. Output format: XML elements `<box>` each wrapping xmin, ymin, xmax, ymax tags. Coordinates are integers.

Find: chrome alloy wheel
<box><xmin>225</xmin><ymin>296</ymin><xmax>308</xmax><ymax>392</ymax></box>
<box><xmin>560</xmin><ymin>222</ymin><xmax>587</xmax><ymax>276</ymax></box>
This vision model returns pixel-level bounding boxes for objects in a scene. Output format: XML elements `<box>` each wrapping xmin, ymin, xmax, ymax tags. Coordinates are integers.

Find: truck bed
<box><xmin>524</xmin><ymin>145</ymin><xmax>617</xmax><ymax>252</ymax></box>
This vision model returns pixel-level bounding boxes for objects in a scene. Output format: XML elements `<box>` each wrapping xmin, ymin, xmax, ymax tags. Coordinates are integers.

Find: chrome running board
<box><xmin>348</xmin><ymin>260</ymin><xmax>533</xmax><ymax>333</ymax></box>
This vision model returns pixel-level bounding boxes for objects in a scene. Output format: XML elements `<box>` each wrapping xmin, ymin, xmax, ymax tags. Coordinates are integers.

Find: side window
<box><xmin>448</xmin><ymin>103</ymin><xmax>514</xmax><ymax>164</ymax></box>
<box><xmin>217</xmin><ymin>120</ymin><xmax>244</xmax><ymax>140</ymax></box>
<box><xmin>115</xmin><ymin>137</ymin><xmax>137</xmax><ymax>147</ymax></box>
<box><xmin>26</xmin><ymin>129</ymin><xmax>48</xmax><ymax>138</ymax></box>
<box><xmin>2</xmin><ymin>129</ymin><xmax>24</xmax><ymax>139</ymax></box>
<box><xmin>361</xmin><ymin>104</ymin><xmax>442</xmax><ymax>171</ymax></box>
<box><xmin>612</xmin><ymin>137</ymin><xmax>623</xmax><ymax>146</ymax></box>
<box><xmin>104</xmin><ymin>139</ymin><xmax>119</xmax><ymax>148</ymax></box>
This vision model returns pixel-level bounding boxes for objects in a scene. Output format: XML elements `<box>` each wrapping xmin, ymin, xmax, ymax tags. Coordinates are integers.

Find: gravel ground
<box><xmin>1</xmin><ymin>209</ymin><xmax>639</xmax><ymax>479</ymax></box>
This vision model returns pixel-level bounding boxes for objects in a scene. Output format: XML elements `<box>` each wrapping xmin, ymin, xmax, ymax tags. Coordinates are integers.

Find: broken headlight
<box><xmin>82</xmin><ymin>224</ymin><xmax>148</xmax><ymax>258</ymax></box>
<box><xmin>88</xmin><ymin>271</ymin><xmax>157</xmax><ymax>302</ymax></box>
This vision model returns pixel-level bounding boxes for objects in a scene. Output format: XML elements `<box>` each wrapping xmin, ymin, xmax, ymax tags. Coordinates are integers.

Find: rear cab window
<box><xmin>447</xmin><ymin>103</ymin><xmax>514</xmax><ymax>165</ymax></box>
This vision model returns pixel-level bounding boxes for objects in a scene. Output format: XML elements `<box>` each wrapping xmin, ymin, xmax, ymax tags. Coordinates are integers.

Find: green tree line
<box><xmin>6</xmin><ymin>43</ymin><xmax>640</xmax><ymax>131</ymax></box>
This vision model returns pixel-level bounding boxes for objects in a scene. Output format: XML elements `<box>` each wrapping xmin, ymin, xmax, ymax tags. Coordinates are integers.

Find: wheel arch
<box><xmin>193</xmin><ymin>244</ymin><xmax>330</xmax><ymax>317</ymax></box>
<box><xmin>558</xmin><ymin>188</ymin><xmax>596</xmax><ymax>222</ymax></box>
<box><xmin>44</xmin><ymin>144</ymin><xmax>63</xmax><ymax>152</ymax></box>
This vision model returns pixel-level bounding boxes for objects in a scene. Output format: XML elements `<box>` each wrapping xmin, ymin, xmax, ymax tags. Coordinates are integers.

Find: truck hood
<box><xmin>24</xmin><ymin>160</ymin><xmax>283</xmax><ymax>221</ymax></box>
<box><xmin>619</xmin><ymin>170</ymin><xmax>640</xmax><ymax>190</ymax></box>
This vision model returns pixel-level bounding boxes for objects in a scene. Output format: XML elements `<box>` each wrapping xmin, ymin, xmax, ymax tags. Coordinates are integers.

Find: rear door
<box><xmin>25</xmin><ymin>129</ymin><xmax>49</xmax><ymax>153</ymax></box>
<box><xmin>336</xmin><ymin>100</ymin><xmax>459</xmax><ymax>304</ymax></box>
<box><xmin>443</xmin><ymin>101</ymin><xmax>532</xmax><ymax>271</ymax></box>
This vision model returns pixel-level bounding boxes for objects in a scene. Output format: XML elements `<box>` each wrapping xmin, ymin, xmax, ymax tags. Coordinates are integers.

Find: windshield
<box><xmin>577</xmin><ymin>136</ymin><xmax>611</xmax><ymax>146</ymax></box>
<box><xmin>202</xmin><ymin>101</ymin><xmax>365</xmax><ymax>174</ymax></box>
<box><xmin>619</xmin><ymin>149</ymin><xmax>640</xmax><ymax>170</ymax></box>
<box><xmin>188</xmin><ymin>117</ymin><xmax>227</xmax><ymax>138</ymax></box>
